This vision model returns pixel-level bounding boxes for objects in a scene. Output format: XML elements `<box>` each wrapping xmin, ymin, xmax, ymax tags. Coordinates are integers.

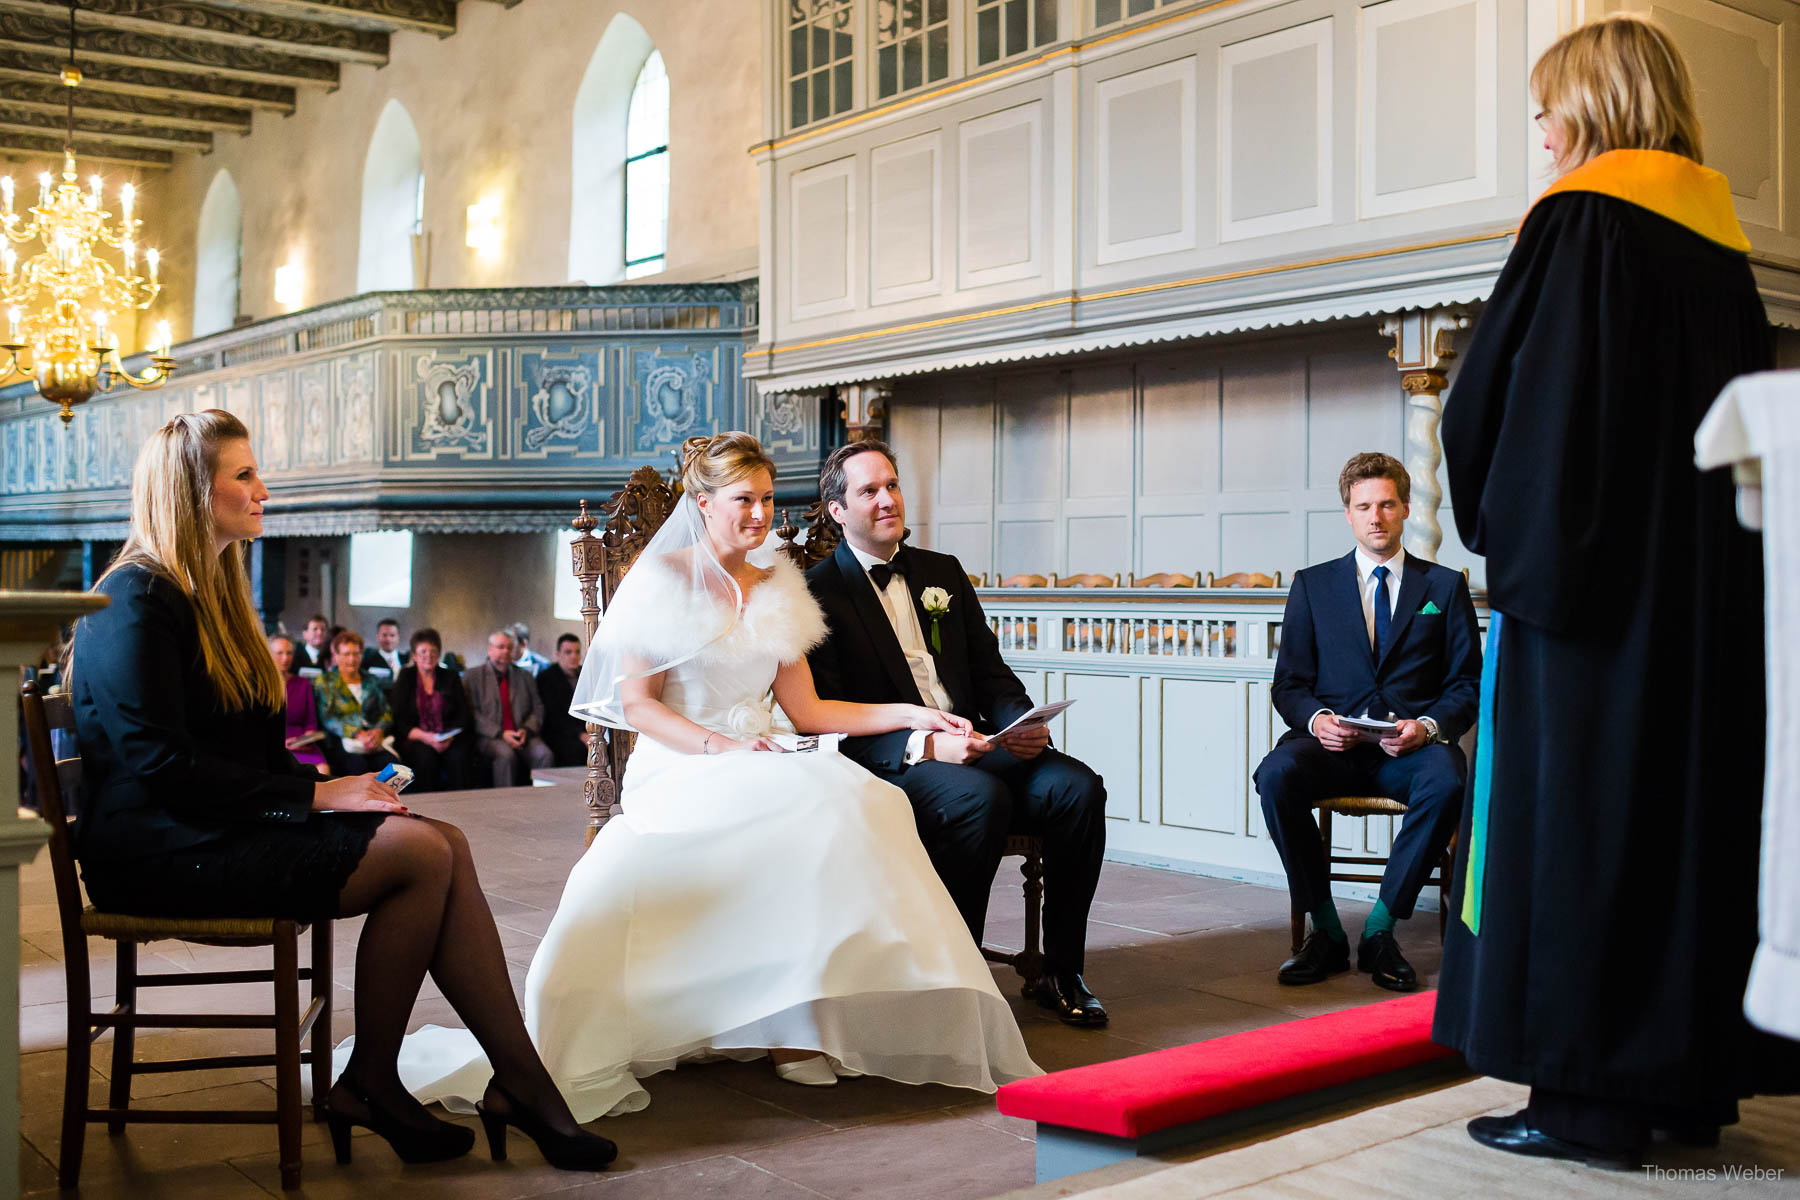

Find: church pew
<box><xmin>996</xmin><ymin>990</ymin><xmax>1466</xmax><ymax>1183</ymax></box>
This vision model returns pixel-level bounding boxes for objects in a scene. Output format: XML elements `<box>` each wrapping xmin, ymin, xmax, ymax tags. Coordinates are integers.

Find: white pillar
<box><xmin>1381</xmin><ymin>309</ymin><xmax>1469</xmax><ymax>562</ymax></box>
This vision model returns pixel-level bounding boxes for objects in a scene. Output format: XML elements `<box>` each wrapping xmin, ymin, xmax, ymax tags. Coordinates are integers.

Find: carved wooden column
<box><xmin>839</xmin><ymin>381</ymin><xmax>892</xmax><ymax>443</ymax></box>
<box><xmin>569</xmin><ymin>501</ymin><xmax>615</xmax><ymax>843</ymax></box>
<box><xmin>1381</xmin><ymin>309</ymin><xmax>1469</xmax><ymax>562</ymax></box>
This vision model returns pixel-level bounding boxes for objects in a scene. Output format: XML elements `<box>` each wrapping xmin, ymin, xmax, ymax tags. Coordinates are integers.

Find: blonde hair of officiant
<box><xmin>1532</xmin><ymin>13</ymin><xmax>1703</xmax><ymax>173</ymax></box>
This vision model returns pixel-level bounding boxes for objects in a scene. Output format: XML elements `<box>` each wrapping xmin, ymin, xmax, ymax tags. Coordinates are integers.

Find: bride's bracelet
<box><xmin>701</xmin><ymin>732</ymin><xmax>715</xmax><ymax>755</ymax></box>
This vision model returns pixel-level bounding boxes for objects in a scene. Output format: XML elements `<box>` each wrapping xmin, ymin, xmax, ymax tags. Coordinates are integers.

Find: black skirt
<box><xmin>82</xmin><ymin>812</ymin><xmax>387</xmax><ymax>922</ymax></box>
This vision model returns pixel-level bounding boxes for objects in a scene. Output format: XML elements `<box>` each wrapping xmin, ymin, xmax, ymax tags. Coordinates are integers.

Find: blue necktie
<box><xmin>1371</xmin><ymin>565</ymin><xmax>1391</xmax><ymax>659</ymax></box>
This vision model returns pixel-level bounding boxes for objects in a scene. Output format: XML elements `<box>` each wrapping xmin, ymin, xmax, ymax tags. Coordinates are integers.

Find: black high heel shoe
<box><xmin>317</xmin><ymin>1078</ymin><xmax>476</xmax><ymax>1165</ymax></box>
<box><xmin>475</xmin><ymin>1080</ymin><xmax>617</xmax><ymax>1170</ymax></box>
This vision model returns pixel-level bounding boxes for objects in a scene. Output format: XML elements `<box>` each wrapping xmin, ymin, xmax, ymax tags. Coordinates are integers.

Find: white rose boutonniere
<box><xmin>920</xmin><ymin>586</ymin><xmax>952</xmax><ymax>653</ymax></box>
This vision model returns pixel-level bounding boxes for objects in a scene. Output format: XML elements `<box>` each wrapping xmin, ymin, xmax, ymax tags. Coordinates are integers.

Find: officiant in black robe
<box><xmin>1433</xmin><ymin>14</ymin><xmax>1800</xmax><ymax>1168</ymax></box>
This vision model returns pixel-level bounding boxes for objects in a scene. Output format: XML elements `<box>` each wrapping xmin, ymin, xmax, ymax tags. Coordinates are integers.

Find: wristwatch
<box><xmin>1418</xmin><ymin>716</ymin><xmax>1441</xmax><ymax>744</ymax></box>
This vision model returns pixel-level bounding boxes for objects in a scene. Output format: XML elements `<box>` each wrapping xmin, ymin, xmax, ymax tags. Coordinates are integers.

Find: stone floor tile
<box><xmin>743</xmin><ymin>1108</ymin><xmax>1033</xmax><ymax>1200</ymax></box>
<box><xmin>549</xmin><ymin>1155</ymin><xmax>831</xmax><ymax>1199</ymax></box>
<box><xmin>701</xmin><ymin>1056</ymin><xmax>978</xmax><ymax>1130</ymax></box>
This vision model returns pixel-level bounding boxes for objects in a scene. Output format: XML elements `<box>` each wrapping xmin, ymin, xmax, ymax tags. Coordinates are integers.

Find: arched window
<box><xmin>357</xmin><ymin>99</ymin><xmax>423</xmax><ymax>293</ymax></box>
<box><xmin>568</xmin><ymin>15</ymin><xmax>654</xmax><ymax>284</ymax></box>
<box><xmin>192</xmin><ymin>169</ymin><xmax>242</xmax><ymax>336</ymax></box>
<box><xmin>623</xmin><ymin>51</ymin><xmax>669</xmax><ymax>278</ymax></box>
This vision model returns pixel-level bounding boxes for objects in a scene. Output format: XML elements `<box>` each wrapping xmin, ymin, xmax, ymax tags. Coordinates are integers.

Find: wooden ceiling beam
<box><xmin>0</xmin><ymin>53</ymin><xmax>296</xmax><ymax>113</ymax></box>
<box><xmin>204</xmin><ymin>0</ymin><xmax>456</xmax><ymax>38</ymax></box>
<box><xmin>0</xmin><ymin>107</ymin><xmax>212</xmax><ymax>153</ymax></box>
<box><xmin>1</xmin><ymin>80</ymin><xmax>253</xmax><ymax>135</ymax></box>
<box><xmin>0</xmin><ymin>0</ymin><xmax>387</xmax><ymax>66</ymax></box>
<box><xmin>0</xmin><ymin>131</ymin><xmax>171</xmax><ymax>169</ymax></box>
<box><xmin>0</xmin><ymin>14</ymin><xmax>342</xmax><ymax>89</ymax></box>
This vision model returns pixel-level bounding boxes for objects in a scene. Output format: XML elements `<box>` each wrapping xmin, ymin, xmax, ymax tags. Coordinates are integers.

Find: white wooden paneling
<box><xmin>1220</xmin><ymin>18</ymin><xmax>1334</xmax><ymax>241</ymax></box>
<box><xmin>870</xmin><ymin>131</ymin><xmax>944</xmax><ymax>305</ymax></box>
<box><xmin>1067</xmin><ymin>515</ymin><xmax>1132</xmax><ymax>575</ymax></box>
<box><xmin>1096</xmin><ymin>57</ymin><xmax>1199</xmax><ymax>263</ymax></box>
<box><xmin>1220</xmin><ymin>360</ymin><xmax>1305</xmax><ymax>493</ymax></box>
<box><xmin>1141</xmin><ymin>514</ymin><xmax>1212</xmax><ymax>575</ymax></box>
<box><xmin>788</xmin><ymin>156</ymin><xmax>857</xmax><ymax>319</ymax></box>
<box><xmin>998</xmin><ymin>376</ymin><xmax>1064</xmax><ymax>504</ymax></box>
<box><xmin>1067</xmin><ymin>371</ymin><xmax>1134</xmax><ymax>499</ymax></box>
<box><xmin>938</xmin><ymin>400</ymin><xmax>996</xmax><ymax>507</ymax></box>
<box><xmin>1306</xmin><ymin>507</ymin><xmax>1355</xmax><ymax>565</ymax></box>
<box><xmin>1062</xmin><ymin>672</ymin><xmax>1142</xmax><ymax>822</ymax></box>
<box><xmin>958</xmin><ymin>102</ymin><xmax>1044</xmax><ymax>286</ymax></box>
<box><xmin>1221</xmin><ymin>510</ymin><xmax>1301</xmax><ymax>575</ymax></box>
<box><xmin>1358</xmin><ymin>0</ymin><xmax>1498</xmax><ymax>217</ymax></box>
<box><xmin>937</xmin><ymin>521</ymin><xmax>993</xmax><ymax>572</ymax></box>
<box><xmin>889</xmin><ymin>400</ymin><xmax>940</xmax><ymax>536</ymax></box>
<box><xmin>1652</xmin><ymin>0</ymin><xmax>1780</xmax><ymax>230</ymax></box>
<box><xmin>1141</xmin><ymin>362</ymin><xmax>1221</xmax><ymax>498</ymax></box>
<box><xmin>997</xmin><ymin>519</ymin><xmax>1056</xmax><ymax>576</ymax></box>
<box><xmin>1305</xmin><ymin>350</ymin><xmax>1404</xmax><ymax>489</ymax></box>
<box><xmin>1159</xmin><ymin>678</ymin><xmax>1247</xmax><ymax>833</ymax></box>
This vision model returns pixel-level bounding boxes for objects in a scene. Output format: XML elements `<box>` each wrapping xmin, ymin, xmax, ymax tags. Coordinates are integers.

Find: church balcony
<box><xmin>0</xmin><ymin>279</ymin><xmax>826</xmax><ymax>542</ymax></box>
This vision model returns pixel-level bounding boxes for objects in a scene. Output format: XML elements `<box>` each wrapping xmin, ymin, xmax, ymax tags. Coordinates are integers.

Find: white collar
<box><xmin>847</xmin><ymin>540</ymin><xmax>901</xmax><ymax>574</ymax></box>
<box><xmin>1354</xmin><ymin>545</ymin><xmax>1405</xmax><ymax>586</ymax></box>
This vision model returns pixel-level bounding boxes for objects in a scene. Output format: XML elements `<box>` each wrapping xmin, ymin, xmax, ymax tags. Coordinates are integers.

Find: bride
<box><xmin>388</xmin><ymin>432</ymin><xmax>1041</xmax><ymax>1124</ymax></box>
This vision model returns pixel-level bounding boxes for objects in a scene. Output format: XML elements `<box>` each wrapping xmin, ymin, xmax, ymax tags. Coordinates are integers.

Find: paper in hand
<box><xmin>992</xmin><ymin>699</ymin><xmax>1077</xmax><ymax>740</ymax></box>
<box><xmin>1337</xmin><ymin>714</ymin><xmax>1401</xmax><ymax>737</ymax></box>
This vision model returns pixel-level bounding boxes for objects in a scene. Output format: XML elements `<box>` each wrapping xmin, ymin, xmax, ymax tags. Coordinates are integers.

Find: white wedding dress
<box><xmin>373</xmin><ymin>555</ymin><xmax>1041</xmax><ymax>1120</ymax></box>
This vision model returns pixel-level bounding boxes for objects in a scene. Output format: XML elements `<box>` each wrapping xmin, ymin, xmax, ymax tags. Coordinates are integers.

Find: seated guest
<box><xmin>507</xmin><ymin>623</ymin><xmax>551</xmax><ymax>676</ymax></box>
<box><xmin>315</xmin><ymin>631</ymin><xmax>399</xmax><ymax>777</ymax></box>
<box><xmin>268</xmin><ymin>634</ymin><xmax>328</xmax><ymax>776</ymax></box>
<box><xmin>1254</xmin><ymin>452</ymin><xmax>1480</xmax><ymax>992</ymax></box>
<box><xmin>465</xmin><ymin>630</ymin><xmax>553</xmax><ymax>787</ymax></box>
<box><xmin>293</xmin><ymin>613</ymin><xmax>331</xmax><ymax>676</ymax></box>
<box><xmin>536</xmin><ymin>633</ymin><xmax>589</xmax><ymax>768</ymax></box>
<box><xmin>391</xmin><ymin>628</ymin><xmax>474</xmax><ymax>793</ymax></box>
<box><xmin>361</xmin><ymin>618</ymin><xmax>409</xmax><ymax>680</ymax></box>
<box><xmin>71</xmin><ymin>409</ymin><xmax>615</xmax><ymax>1170</ymax></box>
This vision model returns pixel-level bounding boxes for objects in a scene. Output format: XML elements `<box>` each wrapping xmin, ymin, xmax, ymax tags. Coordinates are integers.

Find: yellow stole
<box><xmin>1526</xmin><ymin>149</ymin><xmax>1750</xmax><ymax>253</ymax></box>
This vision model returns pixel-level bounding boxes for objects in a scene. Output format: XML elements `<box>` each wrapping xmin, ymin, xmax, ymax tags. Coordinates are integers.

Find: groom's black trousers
<box><xmin>881</xmin><ymin>746</ymin><xmax>1106</xmax><ymax>975</ymax></box>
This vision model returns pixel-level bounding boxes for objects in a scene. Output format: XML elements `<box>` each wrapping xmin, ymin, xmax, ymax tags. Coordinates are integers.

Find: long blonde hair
<box><xmin>96</xmin><ymin>410</ymin><xmax>286</xmax><ymax>712</ymax></box>
<box><xmin>1532</xmin><ymin>14</ymin><xmax>1703</xmax><ymax>173</ymax></box>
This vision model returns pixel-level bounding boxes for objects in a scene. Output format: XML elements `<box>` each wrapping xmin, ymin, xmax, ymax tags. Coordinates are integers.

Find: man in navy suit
<box><xmin>1256</xmin><ymin>452</ymin><xmax>1481</xmax><ymax>992</ymax></box>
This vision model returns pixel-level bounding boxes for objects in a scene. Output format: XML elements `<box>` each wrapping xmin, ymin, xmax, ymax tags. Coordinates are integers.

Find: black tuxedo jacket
<box><xmin>292</xmin><ymin>642</ymin><xmax>329</xmax><ymax>674</ymax></box>
<box><xmin>806</xmin><ymin>541</ymin><xmax>1033</xmax><ymax>774</ymax></box>
<box><xmin>1270</xmin><ymin>551</ymin><xmax>1482</xmax><ymax>746</ymax></box>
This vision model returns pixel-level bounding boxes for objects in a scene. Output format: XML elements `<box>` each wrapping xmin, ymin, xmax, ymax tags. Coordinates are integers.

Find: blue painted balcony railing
<box><xmin>0</xmin><ymin>280</ymin><xmax>821</xmax><ymax>540</ymax></box>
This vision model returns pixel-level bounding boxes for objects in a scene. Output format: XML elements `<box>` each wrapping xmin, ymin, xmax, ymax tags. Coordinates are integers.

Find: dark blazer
<box><xmin>462</xmin><ymin>661</ymin><xmax>545</xmax><ymax>739</ymax></box>
<box><xmin>806</xmin><ymin>540</ymin><xmax>1032</xmax><ymax>774</ymax></box>
<box><xmin>389</xmin><ymin>664</ymin><xmax>471</xmax><ymax>744</ymax></box>
<box><xmin>70</xmin><ymin>564</ymin><xmax>316</xmax><ymax>863</ymax></box>
<box><xmin>1270</xmin><ymin>551</ymin><xmax>1482</xmax><ymax>746</ymax></box>
<box><xmin>360</xmin><ymin>645</ymin><xmax>410</xmax><ymax>679</ymax></box>
<box><xmin>291</xmin><ymin>641</ymin><xmax>330</xmax><ymax>674</ymax></box>
<box><xmin>536</xmin><ymin>665</ymin><xmax>586</xmax><ymax>765</ymax></box>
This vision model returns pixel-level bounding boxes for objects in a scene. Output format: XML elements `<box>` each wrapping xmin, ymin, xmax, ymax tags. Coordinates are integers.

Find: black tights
<box><xmin>332</xmin><ymin>816</ymin><xmax>581</xmax><ymax>1135</ymax></box>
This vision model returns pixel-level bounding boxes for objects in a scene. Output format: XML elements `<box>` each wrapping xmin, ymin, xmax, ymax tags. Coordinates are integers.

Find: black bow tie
<box><xmin>868</xmin><ymin>554</ymin><xmax>909</xmax><ymax>591</ymax></box>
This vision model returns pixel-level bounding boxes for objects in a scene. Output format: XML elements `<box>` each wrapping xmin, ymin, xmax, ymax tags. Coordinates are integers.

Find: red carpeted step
<box><xmin>998</xmin><ymin>991</ymin><xmax>1452</xmax><ymax>1139</ymax></box>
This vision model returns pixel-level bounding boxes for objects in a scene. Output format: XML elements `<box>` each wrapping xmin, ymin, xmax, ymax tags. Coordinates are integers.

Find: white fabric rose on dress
<box><xmin>724</xmin><ymin>701</ymin><xmax>775</xmax><ymax>740</ymax></box>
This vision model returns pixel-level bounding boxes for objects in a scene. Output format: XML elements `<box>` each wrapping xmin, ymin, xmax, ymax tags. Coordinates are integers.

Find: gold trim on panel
<box><xmin>748</xmin><ymin>228</ymin><xmax>1515</xmax><ymax>359</ymax></box>
<box><xmin>754</xmin><ymin>0</ymin><xmax>1257</xmax><ymax>156</ymax></box>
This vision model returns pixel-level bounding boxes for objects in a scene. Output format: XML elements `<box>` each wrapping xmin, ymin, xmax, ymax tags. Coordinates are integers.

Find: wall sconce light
<box><xmin>273</xmin><ymin>261</ymin><xmax>303</xmax><ymax>310</ymax></box>
<box><xmin>465</xmin><ymin>196</ymin><xmax>501</xmax><ymax>256</ymax></box>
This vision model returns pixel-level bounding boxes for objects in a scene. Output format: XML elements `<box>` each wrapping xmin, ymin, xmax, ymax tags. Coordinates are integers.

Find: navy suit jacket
<box><xmin>1270</xmin><ymin>551</ymin><xmax>1482</xmax><ymax>746</ymax></box>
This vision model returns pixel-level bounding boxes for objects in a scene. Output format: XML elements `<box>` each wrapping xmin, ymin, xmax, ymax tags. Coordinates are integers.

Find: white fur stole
<box><xmin>593</xmin><ymin>553</ymin><xmax>827</xmax><ymax>667</ymax></box>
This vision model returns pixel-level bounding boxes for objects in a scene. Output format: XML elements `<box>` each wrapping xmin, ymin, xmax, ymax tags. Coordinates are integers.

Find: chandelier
<box><xmin>0</xmin><ymin>0</ymin><xmax>174</xmax><ymax>425</ymax></box>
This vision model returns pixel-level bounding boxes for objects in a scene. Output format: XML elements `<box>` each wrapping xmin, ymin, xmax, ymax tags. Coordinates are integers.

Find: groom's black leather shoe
<box><xmin>1356</xmin><ymin>930</ymin><xmax>1418</xmax><ymax>992</ymax></box>
<box><xmin>1276</xmin><ymin>932</ymin><xmax>1349</xmax><ymax>985</ymax></box>
<box><xmin>1467</xmin><ymin>1112</ymin><xmax>1639</xmax><ymax>1170</ymax></box>
<box><xmin>1035</xmin><ymin>973</ymin><xmax>1108</xmax><ymax>1027</ymax></box>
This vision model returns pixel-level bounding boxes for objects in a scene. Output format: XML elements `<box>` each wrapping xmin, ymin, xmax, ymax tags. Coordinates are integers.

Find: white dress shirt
<box><xmin>375</xmin><ymin>647</ymin><xmax>402</xmax><ymax>677</ymax></box>
<box><xmin>847</xmin><ymin>542</ymin><xmax>954</xmax><ymax>764</ymax></box>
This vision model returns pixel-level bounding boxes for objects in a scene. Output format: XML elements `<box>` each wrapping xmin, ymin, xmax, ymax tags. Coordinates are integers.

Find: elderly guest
<box><xmin>391</xmin><ymin>628</ymin><xmax>474</xmax><ymax>793</ymax></box>
<box><xmin>268</xmin><ymin>634</ymin><xmax>327</xmax><ymax>775</ymax></box>
<box><xmin>1435</xmin><ymin>14</ymin><xmax>1800</xmax><ymax>1166</ymax></box>
<box><xmin>314</xmin><ymin>630</ymin><xmax>398</xmax><ymax>777</ymax></box>
<box><xmin>69</xmin><ymin>409</ymin><xmax>615</xmax><ymax>1171</ymax></box>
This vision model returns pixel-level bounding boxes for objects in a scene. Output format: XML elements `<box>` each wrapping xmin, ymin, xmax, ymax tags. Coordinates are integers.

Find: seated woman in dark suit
<box><xmin>267</xmin><ymin>634</ymin><xmax>328</xmax><ymax>776</ymax></box>
<box><xmin>313</xmin><ymin>631</ymin><xmax>399</xmax><ymax>777</ymax></box>
<box><xmin>70</xmin><ymin>410</ymin><xmax>614</xmax><ymax>1172</ymax></box>
<box><xmin>391</xmin><ymin>629</ymin><xmax>474</xmax><ymax>793</ymax></box>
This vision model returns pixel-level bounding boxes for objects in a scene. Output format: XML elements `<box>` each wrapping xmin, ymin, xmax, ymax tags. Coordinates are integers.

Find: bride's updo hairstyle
<box><xmin>680</xmin><ymin>432</ymin><xmax>778</xmax><ymax>497</ymax></box>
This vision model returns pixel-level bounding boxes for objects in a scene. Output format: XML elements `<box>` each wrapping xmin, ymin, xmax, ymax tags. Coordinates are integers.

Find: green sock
<box><xmin>1310</xmin><ymin>901</ymin><xmax>1346</xmax><ymax>943</ymax></box>
<box><xmin>1363</xmin><ymin>899</ymin><xmax>1397</xmax><ymax>939</ymax></box>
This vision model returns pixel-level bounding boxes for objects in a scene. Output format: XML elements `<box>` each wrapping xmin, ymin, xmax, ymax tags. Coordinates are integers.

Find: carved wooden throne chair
<box><xmin>772</xmin><ymin>504</ymin><xmax>1046</xmax><ymax>995</ymax></box>
<box><xmin>569</xmin><ymin>465</ymin><xmax>681</xmax><ymax>844</ymax></box>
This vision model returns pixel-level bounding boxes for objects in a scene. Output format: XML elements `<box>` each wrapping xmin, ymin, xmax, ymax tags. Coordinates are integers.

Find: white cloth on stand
<box><xmin>1697</xmin><ymin>369</ymin><xmax>1800</xmax><ymax>1042</ymax></box>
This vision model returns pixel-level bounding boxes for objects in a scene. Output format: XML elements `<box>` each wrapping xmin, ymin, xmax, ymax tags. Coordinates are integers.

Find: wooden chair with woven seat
<box><xmin>999</xmin><ymin>573</ymin><xmax>1050</xmax><ymax>588</ymax></box>
<box><xmin>1288</xmin><ymin>795</ymin><xmax>1453</xmax><ymax>954</ymax></box>
<box><xmin>1128</xmin><ymin>571</ymin><xmax>1196</xmax><ymax>588</ymax></box>
<box><xmin>1205</xmin><ymin>570</ymin><xmax>1283</xmax><ymax>588</ymax></box>
<box><xmin>20</xmin><ymin>680</ymin><xmax>333</xmax><ymax>1192</ymax></box>
<box><xmin>1054</xmin><ymin>572</ymin><xmax>1121</xmax><ymax>588</ymax></box>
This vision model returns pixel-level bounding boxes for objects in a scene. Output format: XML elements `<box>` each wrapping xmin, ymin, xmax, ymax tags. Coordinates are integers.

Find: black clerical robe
<box><xmin>1433</xmin><ymin>149</ymin><xmax>1800</xmax><ymax>1113</ymax></box>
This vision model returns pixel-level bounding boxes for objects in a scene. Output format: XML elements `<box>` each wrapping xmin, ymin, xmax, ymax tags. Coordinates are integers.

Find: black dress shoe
<box><xmin>1467</xmin><ymin>1112</ymin><xmax>1638</xmax><ymax>1170</ymax></box>
<box><xmin>1356</xmin><ymin>930</ymin><xmax>1418</xmax><ymax>992</ymax></box>
<box><xmin>1277</xmin><ymin>932</ymin><xmax>1349</xmax><ymax>985</ymax></box>
<box><xmin>1034</xmin><ymin>973</ymin><xmax>1108</xmax><ymax>1027</ymax></box>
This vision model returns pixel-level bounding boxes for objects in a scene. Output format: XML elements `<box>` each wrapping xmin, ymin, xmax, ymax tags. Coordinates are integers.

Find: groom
<box><xmin>805</xmin><ymin>440</ymin><xmax>1110</xmax><ymax>1027</ymax></box>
